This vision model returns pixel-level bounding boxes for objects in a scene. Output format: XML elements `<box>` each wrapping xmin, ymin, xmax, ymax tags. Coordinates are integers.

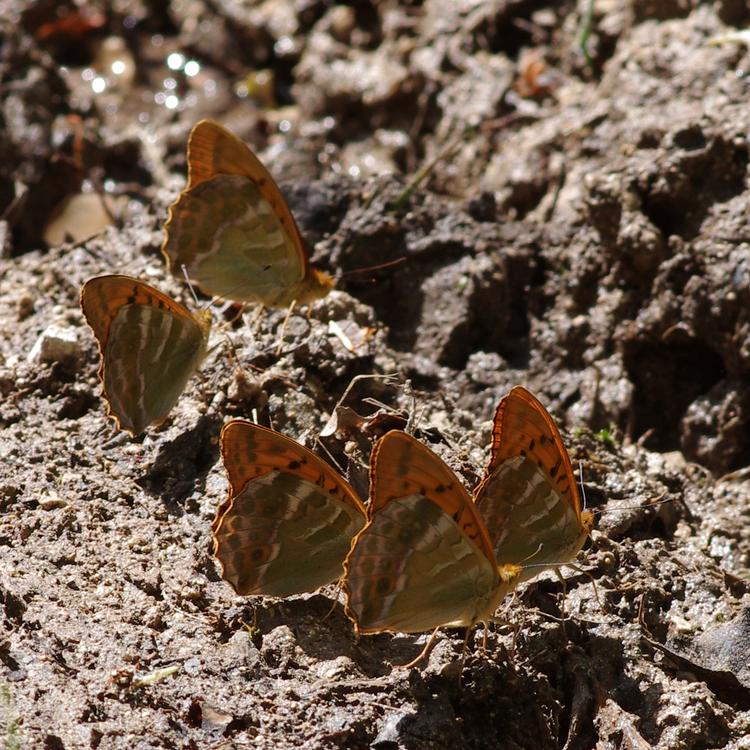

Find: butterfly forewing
<box><xmin>213</xmin><ymin>421</ymin><xmax>366</xmax><ymax>597</ymax></box>
<box><xmin>187</xmin><ymin>120</ymin><xmax>306</xmax><ymax>255</ymax></box>
<box><xmin>369</xmin><ymin>430</ymin><xmax>496</xmax><ymax>560</ymax></box>
<box><xmin>163</xmin><ymin>174</ymin><xmax>305</xmax><ymax>306</ymax></box>
<box><xmin>80</xmin><ymin>275</ymin><xmax>210</xmax><ymax>435</ymax></box>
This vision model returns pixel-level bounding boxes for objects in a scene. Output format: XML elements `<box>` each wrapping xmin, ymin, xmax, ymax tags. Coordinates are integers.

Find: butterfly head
<box><xmin>580</xmin><ymin>509</ymin><xmax>594</xmax><ymax>537</ymax></box>
<box><xmin>298</xmin><ymin>267</ymin><xmax>335</xmax><ymax>304</ymax></box>
<box><xmin>194</xmin><ymin>308</ymin><xmax>213</xmax><ymax>338</ymax></box>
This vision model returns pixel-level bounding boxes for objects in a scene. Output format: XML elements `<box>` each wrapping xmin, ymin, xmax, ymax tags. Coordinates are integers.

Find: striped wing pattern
<box><xmin>213</xmin><ymin>421</ymin><xmax>366</xmax><ymax>596</ymax></box>
<box><xmin>344</xmin><ymin>431</ymin><xmax>520</xmax><ymax>633</ymax></box>
<box><xmin>475</xmin><ymin>386</ymin><xmax>592</xmax><ymax>577</ymax></box>
<box><xmin>80</xmin><ymin>275</ymin><xmax>210</xmax><ymax>436</ymax></box>
<box><xmin>161</xmin><ymin>119</ymin><xmax>333</xmax><ymax>306</ymax></box>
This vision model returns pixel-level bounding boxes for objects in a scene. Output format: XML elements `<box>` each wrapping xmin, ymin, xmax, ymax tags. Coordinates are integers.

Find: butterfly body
<box><xmin>214</xmin><ymin>421</ymin><xmax>366</xmax><ymax>597</ymax></box>
<box><xmin>344</xmin><ymin>430</ymin><xmax>521</xmax><ymax>634</ymax></box>
<box><xmin>80</xmin><ymin>275</ymin><xmax>210</xmax><ymax>435</ymax></box>
<box><xmin>162</xmin><ymin>119</ymin><xmax>333</xmax><ymax>306</ymax></box>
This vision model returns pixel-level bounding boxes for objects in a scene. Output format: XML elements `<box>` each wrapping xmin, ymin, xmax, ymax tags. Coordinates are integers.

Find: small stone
<box><xmin>28</xmin><ymin>324</ymin><xmax>81</xmax><ymax>364</ymax></box>
<box><xmin>39</xmin><ymin>494</ymin><xmax>67</xmax><ymax>510</ymax></box>
<box><xmin>16</xmin><ymin>290</ymin><xmax>34</xmax><ymax>320</ymax></box>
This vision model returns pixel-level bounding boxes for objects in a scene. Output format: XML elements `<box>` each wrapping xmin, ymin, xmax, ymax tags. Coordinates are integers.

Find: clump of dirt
<box><xmin>1</xmin><ymin>1</ymin><xmax>750</xmax><ymax>748</ymax></box>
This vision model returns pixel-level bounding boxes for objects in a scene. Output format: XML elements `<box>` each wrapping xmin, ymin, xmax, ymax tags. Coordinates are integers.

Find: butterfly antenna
<box><xmin>180</xmin><ymin>264</ymin><xmax>202</xmax><ymax>307</ymax></box>
<box><xmin>578</xmin><ymin>460</ymin><xmax>588</xmax><ymax>511</ymax></box>
<box><xmin>519</xmin><ymin>542</ymin><xmax>544</xmax><ymax>565</ymax></box>
<box><xmin>339</xmin><ymin>257</ymin><xmax>407</xmax><ymax>277</ymax></box>
<box><xmin>589</xmin><ymin>490</ymin><xmax>673</xmax><ymax>517</ymax></box>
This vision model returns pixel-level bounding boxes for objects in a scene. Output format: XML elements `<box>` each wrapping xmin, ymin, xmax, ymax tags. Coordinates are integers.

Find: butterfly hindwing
<box><xmin>213</xmin><ymin>421</ymin><xmax>366</xmax><ymax>597</ymax></box>
<box><xmin>80</xmin><ymin>275</ymin><xmax>210</xmax><ymax>436</ymax></box>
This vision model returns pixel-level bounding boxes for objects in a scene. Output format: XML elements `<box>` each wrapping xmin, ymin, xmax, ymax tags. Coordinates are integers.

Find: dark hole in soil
<box><xmin>640</xmin><ymin>139</ymin><xmax>749</xmax><ymax>240</ymax></box>
<box><xmin>623</xmin><ymin>338</ymin><xmax>726</xmax><ymax>452</ymax></box>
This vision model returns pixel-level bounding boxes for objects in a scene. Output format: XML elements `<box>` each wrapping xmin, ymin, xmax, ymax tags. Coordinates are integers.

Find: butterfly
<box><xmin>161</xmin><ymin>119</ymin><xmax>334</xmax><ymax>307</ymax></box>
<box><xmin>343</xmin><ymin>386</ymin><xmax>592</xmax><ymax>636</ymax></box>
<box><xmin>80</xmin><ymin>274</ymin><xmax>211</xmax><ymax>436</ymax></box>
<box><xmin>343</xmin><ymin>429</ymin><xmax>521</xmax><ymax>635</ymax></box>
<box><xmin>475</xmin><ymin>386</ymin><xmax>593</xmax><ymax>584</ymax></box>
<box><xmin>213</xmin><ymin>420</ymin><xmax>367</xmax><ymax>597</ymax></box>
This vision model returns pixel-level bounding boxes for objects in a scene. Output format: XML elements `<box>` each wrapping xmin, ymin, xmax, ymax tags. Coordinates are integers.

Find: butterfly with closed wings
<box><xmin>162</xmin><ymin>119</ymin><xmax>334</xmax><ymax>307</ymax></box>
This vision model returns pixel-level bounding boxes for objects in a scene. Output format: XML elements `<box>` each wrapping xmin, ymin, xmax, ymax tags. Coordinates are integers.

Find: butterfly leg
<box><xmin>553</xmin><ymin>566</ymin><xmax>569</xmax><ymax>638</ymax></box>
<box><xmin>323</xmin><ymin>579</ymin><xmax>344</xmax><ymax>621</ymax></box>
<box><xmin>275</xmin><ymin>299</ymin><xmax>297</xmax><ymax>355</ymax></box>
<box><xmin>244</xmin><ymin>303</ymin><xmax>266</xmax><ymax>332</ymax></box>
<box><xmin>399</xmin><ymin>627</ymin><xmax>441</xmax><ymax>669</ymax></box>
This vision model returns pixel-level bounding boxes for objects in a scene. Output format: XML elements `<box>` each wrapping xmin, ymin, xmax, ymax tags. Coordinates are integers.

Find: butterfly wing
<box><xmin>186</xmin><ymin>119</ymin><xmax>306</xmax><ymax>254</ymax></box>
<box><xmin>344</xmin><ymin>431</ymin><xmax>517</xmax><ymax>633</ymax></box>
<box><xmin>475</xmin><ymin>386</ymin><xmax>592</xmax><ymax>578</ymax></box>
<box><xmin>80</xmin><ymin>275</ymin><xmax>210</xmax><ymax>435</ymax></box>
<box><xmin>213</xmin><ymin>421</ymin><xmax>366</xmax><ymax>597</ymax></box>
<box><xmin>162</xmin><ymin>120</ymin><xmax>333</xmax><ymax>306</ymax></box>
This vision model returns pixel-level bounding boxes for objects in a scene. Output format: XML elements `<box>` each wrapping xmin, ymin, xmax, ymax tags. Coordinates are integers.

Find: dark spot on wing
<box><xmin>435</xmin><ymin>484</ymin><xmax>446</xmax><ymax>493</ymax></box>
<box><xmin>528</xmin><ymin>438</ymin><xmax>535</xmax><ymax>451</ymax></box>
<box><xmin>550</xmin><ymin>458</ymin><xmax>561</xmax><ymax>477</ymax></box>
<box><xmin>288</xmin><ymin>460</ymin><xmax>302</xmax><ymax>470</ymax></box>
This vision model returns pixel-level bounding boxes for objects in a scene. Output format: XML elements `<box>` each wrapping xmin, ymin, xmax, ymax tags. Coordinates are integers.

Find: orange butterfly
<box><xmin>162</xmin><ymin>120</ymin><xmax>333</xmax><ymax>307</ymax></box>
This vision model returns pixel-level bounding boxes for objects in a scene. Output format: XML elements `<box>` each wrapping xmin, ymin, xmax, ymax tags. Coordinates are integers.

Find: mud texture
<box><xmin>1</xmin><ymin>1</ymin><xmax>750</xmax><ymax>748</ymax></box>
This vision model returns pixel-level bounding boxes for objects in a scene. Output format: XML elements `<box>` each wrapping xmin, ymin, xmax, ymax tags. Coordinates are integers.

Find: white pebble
<box><xmin>28</xmin><ymin>324</ymin><xmax>81</xmax><ymax>364</ymax></box>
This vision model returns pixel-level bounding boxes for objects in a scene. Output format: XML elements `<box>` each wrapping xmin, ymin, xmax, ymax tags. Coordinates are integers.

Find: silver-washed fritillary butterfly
<box><xmin>343</xmin><ymin>387</ymin><xmax>592</xmax><ymax>636</ymax></box>
<box><xmin>161</xmin><ymin>119</ymin><xmax>334</xmax><ymax>307</ymax></box>
<box><xmin>213</xmin><ymin>421</ymin><xmax>366</xmax><ymax>597</ymax></box>
<box><xmin>475</xmin><ymin>386</ymin><xmax>593</xmax><ymax>582</ymax></box>
<box><xmin>80</xmin><ymin>275</ymin><xmax>211</xmax><ymax>436</ymax></box>
<box><xmin>343</xmin><ymin>430</ymin><xmax>521</xmax><ymax>634</ymax></box>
